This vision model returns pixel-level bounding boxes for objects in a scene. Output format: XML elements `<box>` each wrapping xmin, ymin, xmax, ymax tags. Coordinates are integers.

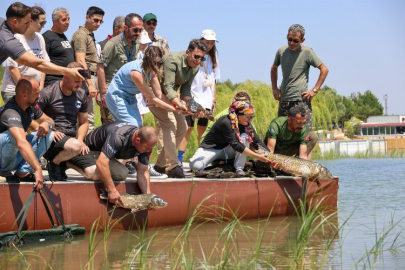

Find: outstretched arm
<box><xmin>16</xmin><ymin>52</ymin><xmax>84</xmax><ymax>81</ymax></box>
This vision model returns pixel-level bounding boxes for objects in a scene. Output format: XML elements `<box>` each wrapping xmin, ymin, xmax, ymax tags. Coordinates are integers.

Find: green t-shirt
<box><xmin>263</xmin><ymin>116</ymin><xmax>309</xmax><ymax>151</ymax></box>
<box><xmin>273</xmin><ymin>45</ymin><xmax>322</xmax><ymax>101</ymax></box>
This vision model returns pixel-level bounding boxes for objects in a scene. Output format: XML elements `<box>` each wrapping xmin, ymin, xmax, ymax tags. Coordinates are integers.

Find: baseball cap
<box><xmin>143</xmin><ymin>13</ymin><xmax>157</xmax><ymax>22</ymax></box>
<box><xmin>201</xmin><ymin>29</ymin><xmax>218</xmax><ymax>42</ymax></box>
<box><xmin>139</xmin><ymin>30</ymin><xmax>152</xmax><ymax>44</ymax></box>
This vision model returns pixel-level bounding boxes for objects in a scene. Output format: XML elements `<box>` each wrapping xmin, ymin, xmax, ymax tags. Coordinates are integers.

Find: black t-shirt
<box><xmin>42</xmin><ymin>30</ymin><xmax>75</xmax><ymax>87</ymax></box>
<box><xmin>200</xmin><ymin>115</ymin><xmax>266</xmax><ymax>153</ymax></box>
<box><xmin>84</xmin><ymin>121</ymin><xmax>149</xmax><ymax>164</ymax></box>
<box><xmin>38</xmin><ymin>81</ymin><xmax>88</xmax><ymax>137</ymax></box>
<box><xmin>0</xmin><ymin>18</ymin><xmax>26</xmax><ymax>64</ymax></box>
<box><xmin>0</xmin><ymin>97</ymin><xmax>43</xmax><ymax>133</ymax></box>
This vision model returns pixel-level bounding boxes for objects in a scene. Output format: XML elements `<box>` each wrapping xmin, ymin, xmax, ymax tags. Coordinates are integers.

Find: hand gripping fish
<box><xmin>100</xmin><ymin>190</ymin><xmax>168</xmax><ymax>213</ymax></box>
<box><xmin>184</xmin><ymin>99</ymin><xmax>215</xmax><ymax>121</ymax></box>
<box><xmin>257</xmin><ymin>145</ymin><xmax>334</xmax><ymax>187</ymax></box>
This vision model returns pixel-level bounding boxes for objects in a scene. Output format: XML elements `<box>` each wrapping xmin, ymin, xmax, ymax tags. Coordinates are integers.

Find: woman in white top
<box><xmin>135</xmin><ymin>30</ymin><xmax>152</xmax><ymax>118</ymax></box>
<box><xmin>178</xmin><ymin>29</ymin><xmax>221</xmax><ymax>165</ymax></box>
<box><xmin>1</xmin><ymin>6</ymin><xmax>49</xmax><ymax>103</ymax></box>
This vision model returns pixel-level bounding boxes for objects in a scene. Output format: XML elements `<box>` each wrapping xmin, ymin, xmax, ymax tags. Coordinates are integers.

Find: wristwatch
<box><xmin>312</xmin><ymin>88</ymin><xmax>319</xmax><ymax>93</ymax></box>
<box><xmin>44</xmin><ymin>119</ymin><xmax>53</xmax><ymax>130</ymax></box>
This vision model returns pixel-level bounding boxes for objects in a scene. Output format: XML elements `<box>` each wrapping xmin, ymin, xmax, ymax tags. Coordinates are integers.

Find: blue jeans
<box><xmin>106</xmin><ymin>90</ymin><xmax>142</xmax><ymax>126</ymax></box>
<box><xmin>0</xmin><ymin>130</ymin><xmax>54</xmax><ymax>175</ymax></box>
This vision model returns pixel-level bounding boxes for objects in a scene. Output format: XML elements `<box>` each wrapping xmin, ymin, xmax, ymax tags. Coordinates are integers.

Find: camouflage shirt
<box><xmin>264</xmin><ymin>116</ymin><xmax>309</xmax><ymax>151</ymax></box>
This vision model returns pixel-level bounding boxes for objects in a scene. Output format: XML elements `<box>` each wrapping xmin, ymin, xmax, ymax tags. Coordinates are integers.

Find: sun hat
<box><xmin>201</xmin><ymin>29</ymin><xmax>218</xmax><ymax>42</ymax></box>
<box><xmin>139</xmin><ymin>30</ymin><xmax>152</xmax><ymax>44</ymax></box>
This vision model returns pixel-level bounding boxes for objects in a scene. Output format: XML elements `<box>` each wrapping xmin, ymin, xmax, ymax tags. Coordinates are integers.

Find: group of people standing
<box><xmin>0</xmin><ymin>2</ymin><xmax>328</xmax><ymax>204</ymax></box>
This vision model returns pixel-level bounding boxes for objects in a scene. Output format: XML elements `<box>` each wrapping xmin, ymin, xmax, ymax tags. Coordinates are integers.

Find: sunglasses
<box><xmin>129</xmin><ymin>27</ymin><xmax>143</xmax><ymax>33</ymax></box>
<box><xmin>193</xmin><ymin>54</ymin><xmax>206</xmax><ymax>61</ymax></box>
<box><xmin>92</xmin><ymin>18</ymin><xmax>104</xmax><ymax>24</ymax></box>
<box><xmin>155</xmin><ymin>60</ymin><xmax>163</xmax><ymax>67</ymax></box>
<box><xmin>39</xmin><ymin>20</ymin><xmax>47</xmax><ymax>26</ymax></box>
<box><xmin>287</xmin><ymin>38</ymin><xmax>300</xmax><ymax>44</ymax></box>
<box><xmin>146</xmin><ymin>21</ymin><xmax>157</xmax><ymax>26</ymax></box>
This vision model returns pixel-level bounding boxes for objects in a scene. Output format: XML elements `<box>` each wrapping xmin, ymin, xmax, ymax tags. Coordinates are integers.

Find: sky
<box><xmin>1</xmin><ymin>0</ymin><xmax>404</xmax><ymax>115</ymax></box>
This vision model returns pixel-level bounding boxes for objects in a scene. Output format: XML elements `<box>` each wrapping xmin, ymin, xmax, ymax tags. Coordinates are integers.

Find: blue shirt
<box><xmin>108</xmin><ymin>59</ymin><xmax>152</xmax><ymax>98</ymax></box>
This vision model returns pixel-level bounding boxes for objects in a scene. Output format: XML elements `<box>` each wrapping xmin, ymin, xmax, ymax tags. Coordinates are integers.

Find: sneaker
<box><xmin>125</xmin><ymin>161</ymin><xmax>137</xmax><ymax>175</ymax></box>
<box><xmin>235</xmin><ymin>168</ymin><xmax>246</xmax><ymax>176</ymax></box>
<box><xmin>40</xmin><ymin>157</ymin><xmax>47</xmax><ymax>170</ymax></box>
<box><xmin>47</xmin><ymin>161</ymin><xmax>63</xmax><ymax>181</ymax></box>
<box><xmin>153</xmin><ymin>164</ymin><xmax>166</xmax><ymax>174</ymax></box>
<box><xmin>167</xmin><ymin>165</ymin><xmax>185</xmax><ymax>178</ymax></box>
<box><xmin>149</xmin><ymin>165</ymin><xmax>168</xmax><ymax>179</ymax></box>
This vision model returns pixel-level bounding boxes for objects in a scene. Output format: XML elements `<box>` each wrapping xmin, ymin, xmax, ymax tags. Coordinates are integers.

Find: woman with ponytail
<box><xmin>106</xmin><ymin>45</ymin><xmax>177</xmax><ymax>126</ymax></box>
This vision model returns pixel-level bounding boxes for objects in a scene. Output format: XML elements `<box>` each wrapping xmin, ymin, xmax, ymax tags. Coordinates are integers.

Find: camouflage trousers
<box><xmin>277</xmin><ymin>100</ymin><xmax>313</xmax><ymax>132</ymax></box>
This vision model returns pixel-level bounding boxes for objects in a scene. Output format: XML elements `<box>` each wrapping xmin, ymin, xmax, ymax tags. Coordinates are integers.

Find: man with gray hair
<box><xmin>270</xmin><ymin>24</ymin><xmax>329</xmax><ymax>159</ymax></box>
<box><xmin>264</xmin><ymin>103</ymin><xmax>314</xmax><ymax>160</ymax></box>
<box><xmin>150</xmin><ymin>39</ymin><xmax>208</xmax><ymax>178</ymax></box>
<box><xmin>43</xmin><ymin>7</ymin><xmax>75</xmax><ymax>87</ymax></box>
<box><xmin>96</xmin><ymin>15</ymin><xmax>125</xmax><ymax>58</ymax></box>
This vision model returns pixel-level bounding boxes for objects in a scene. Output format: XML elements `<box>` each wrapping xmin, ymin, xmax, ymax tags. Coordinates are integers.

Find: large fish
<box><xmin>100</xmin><ymin>190</ymin><xmax>168</xmax><ymax>213</ymax></box>
<box><xmin>258</xmin><ymin>146</ymin><xmax>334</xmax><ymax>187</ymax></box>
<box><xmin>184</xmin><ymin>99</ymin><xmax>215</xmax><ymax>121</ymax></box>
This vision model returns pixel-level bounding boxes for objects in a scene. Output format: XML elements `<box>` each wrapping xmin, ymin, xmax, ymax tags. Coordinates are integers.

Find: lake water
<box><xmin>1</xmin><ymin>158</ymin><xmax>405</xmax><ymax>269</ymax></box>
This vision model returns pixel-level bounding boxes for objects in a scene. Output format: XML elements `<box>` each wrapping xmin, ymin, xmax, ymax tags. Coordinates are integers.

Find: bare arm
<box><xmin>132</xmin><ymin>71</ymin><xmax>177</xmax><ymax>112</ymax></box>
<box><xmin>15</xmin><ymin>52</ymin><xmax>84</xmax><ymax>81</ymax></box>
<box><xmin>75</xmin><ymin>52</ymin><xmax>97</xmax><ymax>98</ymax></box>
<box><xmin>270</xmin><ymin>65</ymin><xmax>281</xmax><ymax>101</ymax></box>
<box><xmin>32</xmin><ymin>112</ymin><xmax>54</xmax><ymax>138</ymax></box>
<box><xmin>299</xmin><ymin>144</ymin><xmax>309</xmax><ymax>160</ymax></box>
<box><xmin>301</xmin><ymin>63</ymin><xmax>330</xmax><ymax>101</ymax></box>
<box><xmin>136</xmin><ymin>162</ymin><xmax>151</xmax><ymax>194</ymax></box>
<box><xmin>267</xmin><ymin>138</ymin><xmax>277</xmax><ymax>153</ymax></box>
<box><xmin>9</xmin><ymin>66</ymin><xmax>21</xmax><ymax>85</ymax></box>
<box><xmin>96</xmin><ymin>63</ymin><xmax>108</xmax><ymax>107</ymax></box>
<box><xmin>96</xmin><ymin>152</ymin><xmax>125</xmax><ymax>205</ymax></box>
<box><xmin>9</xmin><ymin>127</ymin><xmax>44</xmax><ymax>190</ymax></box>
<box><xmin>40</xmin><ymin>72</ymin><xmax>45</xmax><ymax>90</ymax></box>
<box><xmin>77</xmin><ymin>112</ymin><xmax>89</xmax><ymax>155</ymax></box>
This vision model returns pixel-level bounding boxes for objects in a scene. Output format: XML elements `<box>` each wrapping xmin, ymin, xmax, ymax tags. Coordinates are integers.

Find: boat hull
<box><xmin>0</xmin><ymin>176</ymin><xmax>338</xmax><ymax>233</ymax></box>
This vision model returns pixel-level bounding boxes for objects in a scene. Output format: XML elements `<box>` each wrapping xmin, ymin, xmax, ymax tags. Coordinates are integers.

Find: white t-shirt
<box><xmin>1</xmin><ymin>32</ymin><xmax>49</xmax><ymax>93</ymax></box>
<box><xmin>190</xmin><ymin>55</ymin><xmax>220</xmax><ymax>109</ymax></box>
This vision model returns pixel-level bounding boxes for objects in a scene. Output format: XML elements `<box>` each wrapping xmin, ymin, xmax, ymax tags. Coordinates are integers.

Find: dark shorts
<box><xmin>68</xmin><ymin>150</ymin><xmax>128</xmax><ymax>181</ymax></box>
<box><xmin>278</xmin><ymin>100</ymin><xmax>313</xmax><ymax>132</ymax></box>
<box><xmin>185</xmin><ymin>115</ymin><xmax>209</xmax><ymax>127</ymax></box>
<box><xmin>43</xmin><ymin>136</ymin><xmax>71</xmax><ymax>161</ymax></box>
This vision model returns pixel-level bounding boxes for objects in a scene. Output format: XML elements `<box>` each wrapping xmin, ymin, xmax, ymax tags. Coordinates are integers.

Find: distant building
<box><xmin>359</xmin><ymin>115</ymin><xmax>405</xmax><ymax>136</ymax></box>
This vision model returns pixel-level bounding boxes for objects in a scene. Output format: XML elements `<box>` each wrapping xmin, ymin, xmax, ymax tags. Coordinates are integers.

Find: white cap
<box><xmin>201</xmin><ymin>29</ymin><xmax>218</xmax><ymax>42</ymax></box>
<box><xmin>139</xmin><ymin>30</ymin><xmax>152</xmax><ymax>44</ymax></box>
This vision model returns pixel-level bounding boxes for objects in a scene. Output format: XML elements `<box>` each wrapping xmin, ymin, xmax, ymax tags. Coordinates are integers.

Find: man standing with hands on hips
<box><xmin>270</xmin><ymin>24</ymin><xmax>329</xmax><ymax>159</ymax></box>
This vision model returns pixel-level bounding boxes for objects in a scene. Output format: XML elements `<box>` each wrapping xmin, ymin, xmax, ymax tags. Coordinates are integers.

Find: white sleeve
<box><xmin>38</xmin><ymin>33</ymin><xmax>50</xmax><ymax>62</ymax></box>
<box><xmin>213</xmin><ymin>57</ymin><xmax>220</xmax><ymax>81</ymax></box>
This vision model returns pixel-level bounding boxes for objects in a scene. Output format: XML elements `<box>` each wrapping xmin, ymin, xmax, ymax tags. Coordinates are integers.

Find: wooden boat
<box><xmin>0</xmin><ymin>170</ymin><xmax>338</xmax><ymax>233</ymax></box>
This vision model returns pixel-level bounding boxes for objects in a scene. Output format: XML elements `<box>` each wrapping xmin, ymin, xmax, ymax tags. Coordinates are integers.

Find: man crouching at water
<box><xmin>67</xmin><ymin>121</ymin><xmax>157</xmax><ymax>204</ymax></box>
<box><xmin>264</xmin><ymin>103</ymin><xmax>314</xmax><ymax>160</ymax></box>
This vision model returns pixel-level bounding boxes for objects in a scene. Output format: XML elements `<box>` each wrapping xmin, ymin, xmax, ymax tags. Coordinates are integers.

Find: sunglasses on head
<box><xmin>287</xmin><ymin>37</ymin><xmax>300</xmax><ymax>44</ymax></box>
<box><xmin>39</xmin><ymin>20</ymin><xmax>47</xmax><ymax>26</ymax></box>
<box><xmin>129</xmin><ymin>27</ymin><xmax>143</xmax><ymax>33</ymax></box>
<box><xmin>194</xmin><ymin>54</ymin><xmax>206</xmax><ymax>61</ymax></box>
<box><xmin>146</xmin><ymin>21</ymin><xmax>157</xmax><ymax>26</ymax></box>
<box><xmin>92</xmin><ymin>18</ymin><xmax>104</xmax><ymax>24</ymax></box>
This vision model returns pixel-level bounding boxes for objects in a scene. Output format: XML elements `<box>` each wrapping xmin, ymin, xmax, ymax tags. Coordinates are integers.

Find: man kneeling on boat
<box><xmin>67</xmin><ymin>121</ymin><xmax>157</xmax><ymax>205</ymax></box>
<box><xmin>189</xmin><ymin>101</ymin><xmax>277</xmax><ymax>176</ymax></box>
<box><xmin>263</xmin><ymin>103</ymin><xmax>315</xmax><ymax>160</ymax></box>
<box><xmin>0</xmin><ymin>76</ymin><xmax>55</xmax><ymax>189</ymax></box>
